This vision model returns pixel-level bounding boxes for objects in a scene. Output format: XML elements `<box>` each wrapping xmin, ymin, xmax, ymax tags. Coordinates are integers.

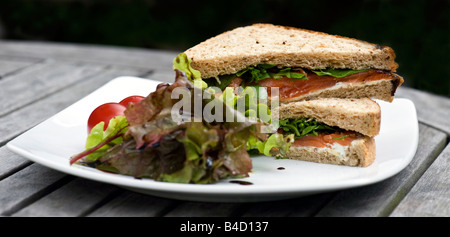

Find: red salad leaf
<box><xmin>77</xmin><ymin>70</ymin><xmax>257</xmax><ymax>183</ymax></box>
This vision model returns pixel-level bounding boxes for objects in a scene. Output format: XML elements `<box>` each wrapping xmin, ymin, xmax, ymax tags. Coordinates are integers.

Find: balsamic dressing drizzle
<box><xmin>229</xmin><ymin>180</ymin><xmax>253</xmax><ymax>185</ymax></box>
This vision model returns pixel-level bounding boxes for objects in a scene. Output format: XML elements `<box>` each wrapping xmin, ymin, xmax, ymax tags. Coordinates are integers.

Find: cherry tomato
<box><xmin>87</xmin><ymin>102</ymin><xmax>126</xmax><ymax>133</ymax></box>
<box><xmin>119</xmin><ymin>95</ymin><xmax>145</xmax><ymax>107</ymax></box>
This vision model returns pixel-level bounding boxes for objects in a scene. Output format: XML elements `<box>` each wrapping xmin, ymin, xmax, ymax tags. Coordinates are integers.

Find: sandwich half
<box><xmin>277</xmin><ymin>98</ymin><xmax>380</xmax><ymax>167</ymax></box>
<box><xmin>184</xmin><ymin>23</ymin><xmax>404</xmax><ymax>103</ymax></box>
<box><xmin>176</xmin><ymin>23</ymin><xmax>402</xmax><ymax>167</ymax></box>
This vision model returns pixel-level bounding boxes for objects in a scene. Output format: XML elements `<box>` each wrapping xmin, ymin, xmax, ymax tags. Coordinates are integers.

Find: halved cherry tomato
<box><xmin>119</xmin><ymin>95</ymin><xmax>145</xmax><ymax>107</ymax></box>
<box><xmin>87</xmin><ymin>102</ymin><xmax>126</xmax><ymax>133</ymax></box>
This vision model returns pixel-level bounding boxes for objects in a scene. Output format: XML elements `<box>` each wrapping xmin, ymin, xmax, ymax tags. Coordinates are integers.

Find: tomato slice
<box><xmin>119</xmin><ymin>95</ymin><xmax>145</xmax><ymax>107</ymax></box>
<box><xmin>87</xmin><ymin>102</ymin><xmax>126</xmax><ymax>133</ymax></box>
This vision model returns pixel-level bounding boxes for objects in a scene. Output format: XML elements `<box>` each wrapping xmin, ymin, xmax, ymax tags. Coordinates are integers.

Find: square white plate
<box><xmin>7</xmin><ymin>77</ymin><xmax>419</xmax><ymax>202</ymax></box>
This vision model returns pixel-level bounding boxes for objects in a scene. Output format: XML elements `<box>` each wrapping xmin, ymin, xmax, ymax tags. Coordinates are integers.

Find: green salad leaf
<box><xmin>270</xmin><ymin>67</ymin><xmax>307</xmax><ymax>80</ymax></box>
<box><xmin>311</xmin><ymin>68</ymin><xmax>369</xmax><ymax>78</ymax></box>
<box><xmin>173</xmin><ymin>53</ymin><xmax>207</xmax><ymax>89</ymax></box>
<box><xmin>172</xmin><ymin>53</ymin><xmax>202</xmax><ymax>80</ymax></box>
<box><xmin>217</xmin><ymin>86</ymin><xmax>294</xmax><ymax>158</ymax></box>
<box><xmin>83</xmin><ymin>116</ymin><xmax>129</xmax><ymax>163</ymax></box>
<box><xmin>278</xmin><ymin>118</ymin><xmax>338</xmax><ymax>139</ymax></box>
<box><xmin>203</xmin><ymin>64</ymin><xmax>307</xmax><ymax>89</ymax></box>
<box><xmin>237</xmin><ymin>64</ymin><xmax>307</xmax><ymax>84</ymax></box>
<box><xmin>247</xmin><ymin>133</ymin><xmax>294</xmax><ymax>158</ymax></box>
<box><xmin>236</xmin><ymin>64</ymin><xmax>272</xmax><ymax>82</ymax></box>
<box><xmin>203</xmin><ymin>74</ymin><xmax>236</xmax><ymax>91</ymax></box>
<box><xmin>217</xmin><ymin>86</ymin><xmax>272</xmax><ymax>125</ymax></box>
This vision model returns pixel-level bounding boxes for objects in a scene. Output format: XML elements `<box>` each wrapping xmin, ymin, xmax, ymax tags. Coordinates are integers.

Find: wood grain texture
<box><xmin>0</xmin><ymin>40</ymin><xmax>179</xmax><ymax>70</ymax></box>
<box><xmin>0</xmin><ymin>55</ymin><xmax>42</xmax><ymax>78</ymax></box>
<box><xmin>396</xmin><ymin>86</ymin><xmax>450</xmax><ymax>135</ymax></box>
<box><xmin>13</xmin><ymin>178</ymin><xmax>120</xmax><ymax>217</ymax></box>
<box><xmin>390</xmin><ymin>143</ymin><xmax>450</xmax><ymax>217</ymax></box>
<box><xmin>0</xmin><ymin>60</ymin><xmax>104</xmax><ymax>116</ymax></box>
<box><xmin>0</xmin><ymin>164</ymin><xmax>69</xmax><ymax>216</ymax></box>
<box><xmin>0</xmin><ymin>147</ymin><xmax>31</xmax><ymax>180</ymax></box>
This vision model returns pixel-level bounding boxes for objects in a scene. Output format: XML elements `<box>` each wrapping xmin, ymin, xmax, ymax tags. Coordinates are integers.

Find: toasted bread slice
<box><xmin>278</xmin><ymin>98</ymin><xmax>381</xmax><ymax>137</ymax></box>
<box><xmin>287</xmin><ymin>135</ymin><xmax>376</xmax><ymax>167</ymax></box>
<box><xmin>185</xmin><ymin>23</ymin><xmax>398</xmax><ymax>79</ymax></box>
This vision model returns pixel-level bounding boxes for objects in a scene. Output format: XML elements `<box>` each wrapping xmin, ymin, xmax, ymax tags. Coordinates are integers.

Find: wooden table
<box><xmin>0</xmin><ymin>40</ymin><xmax>449</xmax><ymax>218</ymax></box>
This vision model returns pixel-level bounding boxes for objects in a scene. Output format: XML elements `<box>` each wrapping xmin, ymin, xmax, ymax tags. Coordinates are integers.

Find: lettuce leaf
<box><xmin>94</xmin><ymin>132</ymin><xmax>187</xmax><ymax>180</ymax></box>
<box><xmin>270</xmin><ymin>67</ymin><xmax>307</xmax><ymax>80</ymax></box>
<box><xmin>173</xmin><ymin>53</ymin><xmax>207</xmax><ymax>89</ymax></box>
<box><xmin>203</xmin><ymin>74</ymin><xmax>236</xmax><ymax>91</ymax></box>
<box><xmin>124</xmin><ymin>70</ymin><xmax>194</xmax><ymax>148</ymax></box>
<box><xmin>237</xmin><ymin>64</ymin><xmax>307</xmax><ymax>84</ymax></box>
<box><xmin>247</xmin><ymin>133</ymin><xmax>294</xmax><ymax>158</ymax></box>
<box><xmin>218</xmin><ymin>87</ymin><xmax>237</xmax><ymax>108</ymax></box>
<box><xmin>202</xmin><ymin>64</ymin><xmax>307</xmax><ymax>89</ymax></box>
<box><xmin>216</xmin><ymin>86</ymin><xmax>295</xmax><ymax>158</ymax></box>
<box><xmin>279</xmin><ymin>118</ymin><xmax>338</xmax><ymax>138</ymax></box>
<box><xmin>216</xmin><ymin>86</ymin><xmax>272</xmax><ymax>126</ymax></box>
<box><xmin>172</xmin><ymin>53</ymin><xmax>202</xmax><ymax>80</ymax></box>
<box><xmin>311</xmin><ymin>68</ymin><xmax>369</xmax><ymax>78</ymax></box>
<box><xmin>74</xmin><ymin>116</ymin><xmax>129</xmax><ymax>164</ymax></box>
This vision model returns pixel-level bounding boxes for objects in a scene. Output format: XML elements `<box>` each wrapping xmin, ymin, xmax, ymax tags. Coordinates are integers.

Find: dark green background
<box><xmin>1</xmin><ymin>0</ymin><xmax>448</xmax><ymax>97</ymax></box>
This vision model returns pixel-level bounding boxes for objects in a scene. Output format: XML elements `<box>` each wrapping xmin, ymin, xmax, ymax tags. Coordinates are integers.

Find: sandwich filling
<box><xmin>203</xmin><ymin>64</ymin><xmax>402</xmax><ymax>102</ymax></box>
<box><xmin>257</xmin><ymin>69</ymin><xmax>400</xmax><ymax>101</ymax></box>
<box><xmin>278</xmin><ymin>118</ymin><xmax>362</xmax><ymax>149</ymax></box>
<box><xmin>291</xmin><ymin>132</ymin><xmax>359</xmax><ymax>148</ymax></box>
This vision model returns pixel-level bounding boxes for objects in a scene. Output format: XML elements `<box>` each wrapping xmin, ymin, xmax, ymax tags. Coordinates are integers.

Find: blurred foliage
<box><xmin>0</xmin><ymin>0</ymin><xmax>448</xmax><ymax>96</ymax></box>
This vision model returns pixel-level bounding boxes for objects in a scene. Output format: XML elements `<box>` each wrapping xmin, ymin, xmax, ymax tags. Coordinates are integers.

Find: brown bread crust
<box><xmin>278</xmin><ymin>98</ymin><xmax>381</xmax><ymax>137</ymax></box>
<box><xmin>185</xmin><ymin>24</ymin><xmax>399</xmax><ymax>79</ymax></box>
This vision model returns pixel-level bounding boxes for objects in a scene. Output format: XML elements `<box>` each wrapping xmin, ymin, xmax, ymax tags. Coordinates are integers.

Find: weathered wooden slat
<box><xmin>0</xmin><ymin>163</ymin><xmax>69</xmax><ymax>216</ymax></box>
<box><xmin>390</xmin><ymin>142</ymin><xmax>450</xmax><ymax>217</ymax></box>
<box><xmin>87</xmin><ymin>191</ymin><xmax>177</xmax><ymax>217</ymax></box>
<box><xmin>0</xmin><ymin>40</ymin><xmax>179</xmax><ymax>70</ymax></box>
<box><xmin>0</xmin><ymin>55</ymin><xmax>42</xmax><ymax>78</ymax></box>
<box><xmin>0</xmin><ymin>146</ymin><xmax>31</xmax><ymax>180</ymax></box>
<box><xmin>0</xmin><ymin>60</ymin><xmax>105</xmax><ymax>117</ymax></box>
<box><xmin>396</xmin><ymin>86</ymin><xmax>450</xmax><ymax>135</ymax></box>
<box><xmin>12</xmin><ymin>178</ymin><xmax>120</xmax><ymax>217</ymax></box>
<box><xmin>314</xmin><ymin>123</ymin><xmax>447</xmax><ymax>217</ymax></box>
<box><xmin>147</xmin><ymin>69</ymin><xmax>178</xmax><ymax>84</ymax></box>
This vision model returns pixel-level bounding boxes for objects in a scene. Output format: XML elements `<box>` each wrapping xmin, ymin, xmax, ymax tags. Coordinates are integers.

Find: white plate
<box><xmin>7</xmin><ymin>77</ymin><xmax>419</xmax><ymax>202</ymax></box>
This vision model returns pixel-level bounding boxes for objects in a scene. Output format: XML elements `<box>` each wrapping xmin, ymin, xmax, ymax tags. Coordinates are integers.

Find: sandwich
<box><xmin>183</xmin><ymin>23</ymin><xmax>403</xmax><ymax>103</ymax></box>
<box><xmin>277</xmin><ymin>98</ymin><xmax>380</xmax><ymax>167</ymax></box>
<box><xmin>176</xmin><ymin>23</ymin><xmax>404</xmax><ymax>167</ymax></box>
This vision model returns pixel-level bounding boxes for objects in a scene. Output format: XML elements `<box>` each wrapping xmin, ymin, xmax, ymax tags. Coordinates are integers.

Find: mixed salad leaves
<box><xmin>71</xmin><ymin>53</ymin><xmax>367</xmax><ymax>184</ymax></box>
<box><xmin>70</xmin><ymin>64</ymin><xmax>291</xmax><ymax>183</ymax></box>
